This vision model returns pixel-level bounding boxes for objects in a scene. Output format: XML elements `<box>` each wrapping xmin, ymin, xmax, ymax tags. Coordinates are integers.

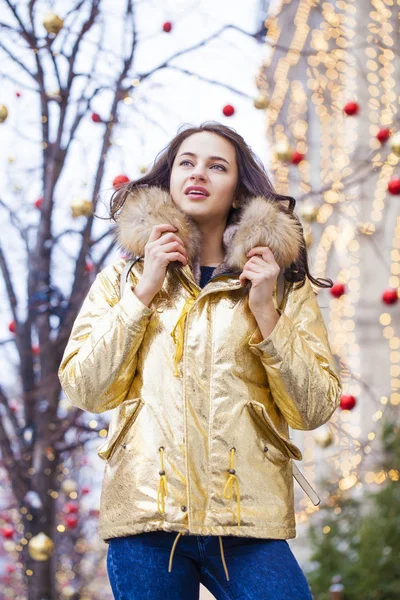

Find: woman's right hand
<box><xmin>133</xmin><ymin>224</ymin><xmax>189</xmax><ymax>306</ymax></box>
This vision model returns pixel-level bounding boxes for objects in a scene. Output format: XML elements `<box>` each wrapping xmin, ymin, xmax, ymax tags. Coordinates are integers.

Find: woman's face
<box><xmin>169</xmin><ymin>131</ymin><xmax>239</xmax><ymax>225</ymax></box>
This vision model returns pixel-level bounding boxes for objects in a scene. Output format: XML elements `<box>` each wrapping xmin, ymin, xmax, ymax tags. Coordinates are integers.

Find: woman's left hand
<box><xmin>239</xmin><ymin>246</ymin><xmax>280</xmax><ymax>315</ymax></box>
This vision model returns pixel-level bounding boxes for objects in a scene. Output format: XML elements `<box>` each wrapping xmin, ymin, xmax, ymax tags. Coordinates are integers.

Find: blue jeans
<box><xmin>106</xmin><ymin>531</ymin><xmax>313</xmax><ymax>599</ymax></box>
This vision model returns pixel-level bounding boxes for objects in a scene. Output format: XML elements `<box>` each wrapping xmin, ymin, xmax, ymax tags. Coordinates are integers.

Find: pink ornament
<box><xmin>222</xmin><ymin>104</ymin><xmax>235</xmax><ymax>117</ymax></box>
<box><xmin>376</xmin><ymin>128</ymin><xmax>390</xmax><ymax>143</ymax></box>
<box><xmin>65</xmin><ymin>514</ymin><xmax>79</xmax><ymax>528</ymax></box>
<box><xmin>340</xmin><ymin>394</ymin><xmax>356</xmax><ymax>410</ymax></box>
<box><xmin>330</xmin><ymin>283</ymin><xmax>346</xmax><ymax>298</ymax></box>
<box><xmin>162</xmin><ymin>21</ymin><xmax>172</xmax><ymax>33</ymax></box>
<box><xmin>343</xmin><ymin>101</ymin><xmax>359</xmax><ymax>116</ymax></box>
<box><xmin>382</xmin><ymin>288</ymin><xmax>398</xmax><ymax>305</ymax></box>
<box><xmin>64</xmin><ymin>501</ymin><xmax>79</xmax><ymax>514</ymax></box>
<box><xmin>8</xmin><ymin>320</ymin><xmax>16</xmax><ymax>334</ymax></box>
<box><xmin>112</xmin><ymin>174</ymin><xmax>130</xmax><ymax>190</ymax></box>
<box><xmin>35</xmin><ymin>197</ymin><xmax>43</xmax><ymax>209</ymax></box>
<box><xmin>82</xmin><ymin>485</ymin><xmax>90</xmax><ymax>495</ymax></box>
<box><xmin>387</xmin><ymin>177</ymin><xmax>400</xmax><ymax>195</ymax></box>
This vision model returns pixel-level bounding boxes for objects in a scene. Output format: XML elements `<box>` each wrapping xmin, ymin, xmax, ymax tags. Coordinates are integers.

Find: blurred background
<box><xmin>0</xmin><ymin>0</ymin><xmax>399</xmax><ymax>598</ymax></box>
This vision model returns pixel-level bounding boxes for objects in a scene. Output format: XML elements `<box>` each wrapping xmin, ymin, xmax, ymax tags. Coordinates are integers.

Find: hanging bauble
<box><xmin>0</xmin><ymin>104</ymin><xmax>8</xmax><ymax>123</ymax></box>
<box><xmin>113</xmin><ymin>174</ymin><xmax>130</xmax><ymax>190</ymax></box>
<box><xmin>32</xmin><ymin>345</ymin><xmax>40</xmax><ymax>355</ymax></box>
<box><xmin>61</xmin><ymin>478</ymin><xmax>77</xmax><ymax>495</ymax></box>
<box><xmin>61</xmin><ymin>586</ymin><xmax>75</xmax><ymax>599</ymax></box>
<box><xmin>64</xmin><ymin>501</ymin><xmax>79</xmax><ymax>514</ymax></box>
<box><xmin>387</xmin><ymin>177</ymin><xmax>400</xmax><ymax>195</ymax></box>
<box><xmin>65</xmin><ymin>515</ymin><xmax>79</xmax><ymax>528</ymax></box>
<box><xmin>70</xmin><ymin>197</ymin><xmax>92</xmax><ymax>219</ymax></box>
<box><xmin>253</xmin><ymin>95</ymin><xmax>269</xmax><ymax>110</ymax></box>
<box><xmin>43</xmin><ymin>13</ymin><xmax>64</xmax><ymax>35</ymax></box>
<box><xmin>34</xmin><ymin>197</ymin><xmax>43</xmax><ymax>209</ymax></box>
<box><xmin>162</xmin><ymin>21</ymin><xmax>172</xmax><ymax>32</ymax></box>
<box><xmin>91</xmin><ymin>112</ymin><xmax>102</xmax><ymax>123</ymax></box>
<box><xmin>376</xmin><ymin>128</ymin><xmax>391</xmax><ymax>143</ymax></box>
<box><xmin>274</xmin><ymin>140</ymin><xmax>292</xmax><ymax>162</ymax></box>
<box><xmin>313</xmin><ymin>429</ymin><xmax>333</xmax><ymax>448</ymax></box>
<box><xmin>382</xmin><ymin>288</ymin><xmax>398</xmax><ymax>305</ymax></box>
<box><xmin>82</xmin><ymin>485</ymin><xmax>90</xmax><ymax>495</ymax></box>
<box><xmin>16</xmin><ymin>91</ymin><xmax>21</xmax><ymax>98</ymax></box>
<box><xmin>343</xmin><ymin>101</ymin><xmax>359</xmax><ymax>116</ymax></box>
<box><xmin>291</xmin><ymin>150</ymin><xmax>305</xmax><ymax>165</ymax></box>
<box><xmin>389</xmin><ymin>132</ymin><xmax>400</xmax><ymax>156</ymax></box>
<box><xmin>8</xmin><ymin>320</ymin><xmax>16</xmax><ymax>334</ymax></box>
<box><xmin>5</xmin><ymin>564</ymin><xmax>16</xmax><ymax>574</ymax></box>
<box><xmin>299</xmin><ymin>204</ymin><xmax>319</xmax><ymax>222</ymax></box>
<box><xmin>28</xmin><ymin>532</ymin><xmax>54</xmax><ymax>561</ymax></box>
<box><xmin>340</xmin><ymin>394</ymin><xmax>356</xmax><ymax>410</ymax></box>
<box><xmin>139</xmin><ymin>165</ymin><xmax>148</xmax><ymax>174</ymax></box>
<box><xmin>222</xmin><ymin>104</ymin><xmax>235</xmax><ymax>117</ymax></box>
<box><xmin>1</xmin><ymin>524</ymin><xmax>14</xmax><ymax>539</ymax></box>
<box><xmin>84</xmin><ymin>260</ymin><xmax>94</xmax><ymax>273</ymax></box>
<box><xmin>330</xmin><ymin>283</ymin><xmax>346</xmax><ymax>298</ymax></box>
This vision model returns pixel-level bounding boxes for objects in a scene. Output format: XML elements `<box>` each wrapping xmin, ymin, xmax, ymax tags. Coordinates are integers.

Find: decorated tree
<box><xmin>0</xmin><ymin>2</ymin><xmax>265</xmax><ymax>598</ymax></box>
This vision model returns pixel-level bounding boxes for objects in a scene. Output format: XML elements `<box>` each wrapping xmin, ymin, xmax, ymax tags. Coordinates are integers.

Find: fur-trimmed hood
<box><xmin>115</xmin><ymin>185</ymin><xmax>303</xmax><ymax>285</ymax></box>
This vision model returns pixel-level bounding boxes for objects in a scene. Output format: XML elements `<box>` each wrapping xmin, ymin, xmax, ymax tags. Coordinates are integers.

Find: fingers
<box><xmin>147</xmin><ymin>223</ymin><xmax>178</xmax><ymax>243</ymax></box>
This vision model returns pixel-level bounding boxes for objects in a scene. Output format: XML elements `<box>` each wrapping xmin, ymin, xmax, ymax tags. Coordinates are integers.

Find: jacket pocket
<box><xmin>246</xmin><ymin>400</ymin><xmax>303</xmax><ymax>463</ymax></box>
<box><xmin>97</xmin><ymin>397</ymin><xmax>144</xmax><ymax>462</ymax></box>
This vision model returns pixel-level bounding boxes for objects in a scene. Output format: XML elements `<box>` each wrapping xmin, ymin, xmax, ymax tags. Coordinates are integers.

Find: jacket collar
<box><xmin>115</xmin><ymin>185</ymin><xmax>303</xmax><ymax>286</ymax></box>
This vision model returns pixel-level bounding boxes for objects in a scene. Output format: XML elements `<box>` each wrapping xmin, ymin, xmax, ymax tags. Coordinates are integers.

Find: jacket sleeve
<box><xmin>248</xmin><ymin>276</ymin><xmax>343</xmax><ymax>431</ymax></box>
<box><xmin>58</xmin><ymin>262</ymin><xmax>154</xmax><ymax>414</ymax></box>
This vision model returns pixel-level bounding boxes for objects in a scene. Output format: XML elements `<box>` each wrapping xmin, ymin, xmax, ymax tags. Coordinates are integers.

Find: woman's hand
<box><xmin>239</xmin><ymin>246</ymin><xmax>280</xmax><ymax>316</ymax></box>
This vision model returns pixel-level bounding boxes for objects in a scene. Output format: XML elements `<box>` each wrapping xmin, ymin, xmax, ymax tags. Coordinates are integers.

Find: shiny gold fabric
<box><xmin>58</xmin><ymin>257</ymin><xmax>342</xmax><ymax>549</ymax></box>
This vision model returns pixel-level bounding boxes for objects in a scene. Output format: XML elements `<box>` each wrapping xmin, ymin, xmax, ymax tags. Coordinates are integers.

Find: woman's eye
<box><xmin>179</xmin><ymin>160</ymin><xmax>225</xmax><ymax>171</ymax></box>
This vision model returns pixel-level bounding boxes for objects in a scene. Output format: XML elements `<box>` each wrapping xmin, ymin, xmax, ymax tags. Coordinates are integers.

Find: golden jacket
<box><xmin>58</xmin><ymin>186</ymin><xmax>342</xmax><ymax>580</ymax></box>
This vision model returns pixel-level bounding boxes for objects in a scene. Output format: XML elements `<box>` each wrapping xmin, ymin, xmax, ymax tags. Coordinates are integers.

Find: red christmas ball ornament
<box><xmin>382</xmin><ymin>288</ymin><xmax>398</xmax><ymax>305</ymax></box>
<box><xmin>330</xmin><ymin>283</ymin><xmax>346</xmax><ymax>298</ymax></box>
<box><xmin>15</xmin><ymin>92</ymin><xmax>21</xmax><ymax>98</ymax></box>
<box><xmin>340</xmin><ymin>394</ymin><xmax>356</xmax><ymax>411</ymax></box>
<box><xmin>84</xmin><ymin>260</ymin><xmax>94</xmax><ymax>273</ymax></box>
<box><xmin>91</xmin><ymin>112</ymin><xmax>102</xmax><ymax>123</ymax></box>
<box><xmin>291</xmin><ymin>150</ymin><xmax>305</xmax><ymax>164</ymax></box>
<box><xmin>65</xmin><ymin>514</ymin><xmax>79</xmax><ymax>528</ymax></box>
<box><xmin>5</xmin><ymin>564</ymin><xmax>16</xmax><ymax>574</ymax></box>
<box><xmin>32</xmin><ymin>345</ymin><xmax>40</xmax><ymax>355</ymax></box>
<box><xmin>64</xmin><ymin>501</ymin><xmax>79</xmax><ymax>514</ymax></box>
<box><xmin>34</xmin><ymin>197</ymin><xmax>43</xmax><ymax>209</ymax></box>
<box><xmin>2</xmin><ymin>524</ymin><xmax>14</xmax><ymax>539</ymax></box>
<box><xmin>162</xmin><ymin>21</ymin><xmax>172</xmax><ymax>33</ymax></box>
<box><xmin>222</xmin><ymin>104</ymin><xmax>235</xmax><ymax>117</ymax></box>
<box><xmin>82</xmin><ymin>485</ymin><xmax>90</xmax><ymax>495</ymax></box>
<box><xmin>8</xmin><ymin>320</ymin><xmax>16</xmax><ymax>334</ymax></box>
<box><xmin>343</xmin><ymin>101</ymin><xmax>359</xmax><ymax>116</ymax></box>
<box><xmin>112</xmin><ymin>174</ymin><xmax>130</xmax><ymax>190</ymax></box>
<box><xmin>376</xmin><ymin>128</ymin><xmax>390</xmax><ymax>143</ymax></box>
<box><xmin>387</xmin><ymin>177</ymin><xmax>400</xmax><ymax>195</ymax></box>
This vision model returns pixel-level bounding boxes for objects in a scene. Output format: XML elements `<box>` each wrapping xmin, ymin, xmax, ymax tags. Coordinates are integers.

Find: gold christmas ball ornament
<box><xmin>139</xmin><ymin>165</ymin><xmax>148</xmax><ymax>174</ymax></box>
<box><xmin>43</xmin><ymin>13</ymin><xmax>64</xmax><ymax>35</ymax></box>
<box><xmin>0</xmin><ymin>104</ymin><xmax>9</xmax><ymax>123</ymax></box>
<box><xmin>61</xmin><ymin>586</ymin><xmax>75</xmax><ymax>599</ymax></box>
<box><xmin>313</xmin><ymin>429</ymin><xmax>333</xmax><ymax>448</ymax></box>
<box><xmin>28</xmin><ymin>532</ymin><xmax>54</xmax><ymax>561</ymax></box>
<box><xmin>70</xmin><ymin>197</ymin><xmax>92</xmax><ymax>219</ymax></box>
<box><xmin>389</xmin><ymin>131</ymin><xmax>400</xmax><ymax>157</ymax></box>
<box><xmin>274</xmin><ymin>140</ymin><xmax>292</xmax><ymax>162</ymax></box>
<box><xmin>299</xmin><ymin>204</ymin><xmax>319</xmax><ymax>223</ymax></box>
<box><xmin>253</xmin><ymin>95</ymin><xmax>269</xmax><ymax>110</ymax></box>
<box><xmin>61</xmin><ymin>478</ymin><xmax>78</xmax><ymax>495</ymax></box>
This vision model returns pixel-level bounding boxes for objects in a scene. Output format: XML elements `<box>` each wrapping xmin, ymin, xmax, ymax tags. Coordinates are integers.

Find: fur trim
<box><xmin>115</xmin><ymin>186</ymin><xmax>303</xmax><ymax>284</ymax></box>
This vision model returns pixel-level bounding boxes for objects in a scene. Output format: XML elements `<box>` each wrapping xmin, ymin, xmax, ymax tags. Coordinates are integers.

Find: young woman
<box><xmin>59</xmin><ymin>122</ymin><xmax>342</xmax><ymax>599</ymax></box>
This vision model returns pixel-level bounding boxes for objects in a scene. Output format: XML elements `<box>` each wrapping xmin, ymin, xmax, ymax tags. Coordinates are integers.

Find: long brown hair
<box><xmin>110</xmin><ymin>121</ymin><xmax>332</xmax><ymax>289</ymax></box>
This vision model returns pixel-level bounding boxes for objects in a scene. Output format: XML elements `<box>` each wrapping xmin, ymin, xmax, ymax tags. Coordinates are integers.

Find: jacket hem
<box><xmin>99</xmin><ymin>522</ymin><xmax>297</xmax><ymax>543</ymax></box>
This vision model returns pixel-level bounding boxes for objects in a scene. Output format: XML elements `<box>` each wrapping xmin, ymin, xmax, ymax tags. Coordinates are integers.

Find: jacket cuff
<box><xmin>117</xmin><ymin>284</ymin><xmax>154</xmax><ymax>326</ymax></box>
<box><xmin>248</xmin><ymin>312</ymin><xmax>294</xmax><ymax>364</ymax></box>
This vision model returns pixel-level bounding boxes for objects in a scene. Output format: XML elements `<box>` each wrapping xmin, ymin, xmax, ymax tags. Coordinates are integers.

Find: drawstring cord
<box><xmin>170</xmin><ymin>271</ymin><xmax>200</xmax><ymax>378</ymax></box>
<box><xmin>222</xmin><ymin>447</ymin><xmax>241</xmax><ymax>529</ymax></box>
<box><xmin>157</xmin><ymin>446</ymin><xmax>168</xmax><ymax>514</ymax></box>
<box><xmin>168</xmin><ymin>531</ymin><xmax>230</xmax><ymax>581</ymax></box>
